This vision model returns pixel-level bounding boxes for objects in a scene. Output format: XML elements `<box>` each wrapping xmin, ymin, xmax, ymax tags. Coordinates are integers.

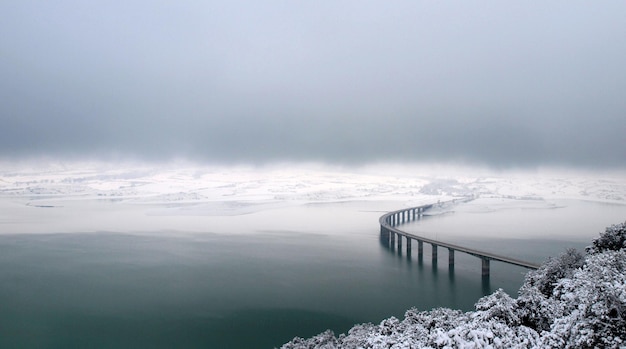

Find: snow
<box><xmin>1</xmin><ymin>161</ymin><xmax>624</xmax><ymax>235</ymax></box>
<box><xmin>0</xmin><ymin>162</ymin><xmax>429</xmax><ymax>234</ymax></box>
<box><xmin>0</xmin><ymin>161</ymin><xmax>625</xmax><ymax>241</ymax></box>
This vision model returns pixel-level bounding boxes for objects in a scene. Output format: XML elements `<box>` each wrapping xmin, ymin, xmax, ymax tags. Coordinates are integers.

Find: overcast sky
<box><xmin>1</xmin><ymin>1</ymin><xmax>625</xmax><ymax>168</ymax></box>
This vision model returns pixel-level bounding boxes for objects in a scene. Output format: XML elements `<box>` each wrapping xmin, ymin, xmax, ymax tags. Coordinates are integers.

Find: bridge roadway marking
<box><xmin>379</xmin><ymin>205</ymin><xmax>541</xmax><ymax>272</ymax></box>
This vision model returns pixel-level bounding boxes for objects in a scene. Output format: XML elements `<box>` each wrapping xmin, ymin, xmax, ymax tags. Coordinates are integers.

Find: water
<box><xmin>0</xmin><ymin>200</ymin><xmax>623</xmax><ymax>348</ymax></box>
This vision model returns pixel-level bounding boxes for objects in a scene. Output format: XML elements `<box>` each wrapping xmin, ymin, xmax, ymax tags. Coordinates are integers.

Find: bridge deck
<box><xmin>379</xmin><ymin>206</ymin><xmax>540</xmax><ymax>270</ymax></box>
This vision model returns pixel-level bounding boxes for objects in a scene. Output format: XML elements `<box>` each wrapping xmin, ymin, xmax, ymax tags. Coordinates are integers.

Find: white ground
<box><xmin>0</xmin><ymin>161</ymin><xmax>624</xmax><ymax>235</ymax></box>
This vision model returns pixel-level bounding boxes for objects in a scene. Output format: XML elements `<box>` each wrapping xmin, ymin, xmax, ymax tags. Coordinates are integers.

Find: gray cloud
<box><xmin>1</xmin><ymin>1</ymin><xmax>625</xmax><ymax>168</ymax></box>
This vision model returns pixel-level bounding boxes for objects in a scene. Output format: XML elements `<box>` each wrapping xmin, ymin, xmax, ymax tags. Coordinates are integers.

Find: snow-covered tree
<box><xmin>546</xmin><ymin>249</ymin><xmax>626</xmax><ymax>348</ymax></box>
<box><xmin>515</xmin><ymin>280</ymin><xmax>562</xmax><ymax>332</ymax></box>
<box><xmin>524</xmin><ymin>248</ymin><xmax>584</xmax><ymax>297</ymax></box>
<box><xmin>474</xmin><ymin>289</ymin><xmax>520</xmax><ymax>326</ymax></box>
<box><xmin>515</xmin><ymin>248</ymin><xmax>583</xmax><ymax>332</ymax></box>
<box><xmin>281</xmin><ymin>330</ymin><xmax>338</xmax><ymax>349</ymax></box>
<box><xmin>586</xmin><ymin>221</ymin><xmax>626</xmax><ymax>254</ymax></box>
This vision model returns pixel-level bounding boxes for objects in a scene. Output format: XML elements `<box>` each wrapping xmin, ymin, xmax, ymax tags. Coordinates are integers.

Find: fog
<box><xmin>1</xmin><ymin>1</ymin><xmax>625</xmax><ymax>168</ymax></box>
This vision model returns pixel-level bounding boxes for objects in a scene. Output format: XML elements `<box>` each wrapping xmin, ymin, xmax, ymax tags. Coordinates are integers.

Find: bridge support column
<box><xmin>432</xmin><ymin>244</ymin><xmax>438</xmax><ymax>263</ymax></box>
<box><xmin>482</xmin><ymin>258</ymin><xmax>490</xmax><ymax>277</ymax></box>
<box><xmin>397</xmin><ymin>234</ymin><xmax>402</xmax><ymax>250</ymax></box>
<box><xmin>418</xmin><ymin>240</ymin><xmax>423</xmax><ymax>259</ymax></box>
<box><xmin>448</xmin><ymin>248</ymin><xmax>454</xmax><ymax>266</ymax></box>
<box><xmin>406</xmin><ymin>237</ymin><xmax>411</xmax><ymax>255</ymax></box>
<box><xmin>390</xmin><ymin>232</ymin><xmax>396</xmax><ymax>247</ymax></box>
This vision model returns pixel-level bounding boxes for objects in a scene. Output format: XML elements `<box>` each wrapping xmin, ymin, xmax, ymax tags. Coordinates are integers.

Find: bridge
<box><xmin>379</xmin><ymin>204</ymin><xmax>541</xmax><ymax>278</ymax></box>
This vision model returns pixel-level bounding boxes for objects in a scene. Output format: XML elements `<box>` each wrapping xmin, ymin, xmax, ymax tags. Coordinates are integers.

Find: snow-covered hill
<box><xmin>0</xmin><ymin>161</ymin><xmax>625</xmax><ymax>234</ymax></box>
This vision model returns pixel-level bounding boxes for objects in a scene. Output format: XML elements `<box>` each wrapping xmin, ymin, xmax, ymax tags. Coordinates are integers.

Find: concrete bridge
<box><xmin>379</xmin><ymin>204</ymin><xmax>540</xmax><ymax>277</ymax></box>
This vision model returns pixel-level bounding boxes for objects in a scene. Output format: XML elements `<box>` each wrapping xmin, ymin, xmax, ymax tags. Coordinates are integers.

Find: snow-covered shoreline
<box><xmin>1</xmin><ymin>161</ymin><xmax>625</xmax><ymax>235</ymax></box>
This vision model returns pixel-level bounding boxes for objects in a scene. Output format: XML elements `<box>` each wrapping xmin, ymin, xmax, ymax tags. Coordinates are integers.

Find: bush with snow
<box><xmin>586</xmin><ymin>221</ymin><xmax>626</xmax><ymax>254</ymax></box>
<box><xmin>547</xmin><ymin>250</ymin><xmax>626</xmax><ymax>348</ymax></box>
<box><xmin>515</xmin><ymin>248</ymin><xmax>584</xmax><ymax>332</ymax></box>
<box><xmin>280</xmin><ymin>223</ymin><xmax>626</xmax><ymax>349</ymax></box>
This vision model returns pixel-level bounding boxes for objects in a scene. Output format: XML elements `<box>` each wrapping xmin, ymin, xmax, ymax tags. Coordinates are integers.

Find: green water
<box><xmin>2</xmin><ymin>199</ymin><xmax>622</xmax><ymax>348</ymax></box>
<box><xmin>0</xmin><ymin>229</ymin><xmax>524</xmax><ymax>348</ymax></box>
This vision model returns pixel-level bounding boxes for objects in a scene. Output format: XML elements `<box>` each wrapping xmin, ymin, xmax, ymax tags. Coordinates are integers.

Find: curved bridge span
<box><xmin>379</xmin><ymin>204</ymin><xmax>540</xmax><ymax>277</ymax></box>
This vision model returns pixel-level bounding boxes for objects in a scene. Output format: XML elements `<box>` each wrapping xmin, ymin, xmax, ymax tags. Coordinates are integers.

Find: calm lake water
<box><xmin>0</xmin><ymin>199</ymin><xmax>624</xmax><ymax>348</ymax></box>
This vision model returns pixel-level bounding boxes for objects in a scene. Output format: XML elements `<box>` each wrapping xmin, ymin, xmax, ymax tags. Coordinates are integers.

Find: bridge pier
<box><xmin>406</xmin><ymin>237</ymin><xmax>411</xmax><ymax>255</ymax></box>
<box><xmin>417</xmin><ymin>240</ymin><xmax>423</xmax><ymax>259</ymax></box>
<box><xmin>380</xmin><ymin>204</ymin><xmax>539</xmax><ymax>280</ymax></box>
<box><xmin>482</xmin><ymin>258</ymin><xmax>490</xmax><ymax>277</ymax></box>
<box><xmin>448</xmin><ymin>248</ymin><xmax>455</xmax><ymax>266</ymax></box>
<box><xmin>380</xmin><ymin>227</ymin><xmax>389</xmax><ymax>245</ymax></box>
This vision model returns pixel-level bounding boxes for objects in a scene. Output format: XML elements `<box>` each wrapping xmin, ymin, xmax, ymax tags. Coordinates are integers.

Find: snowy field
<box><xmin>0</xmin><ymin>161</ymin><xmax>624</xmax><ymax>235</ymax></box>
